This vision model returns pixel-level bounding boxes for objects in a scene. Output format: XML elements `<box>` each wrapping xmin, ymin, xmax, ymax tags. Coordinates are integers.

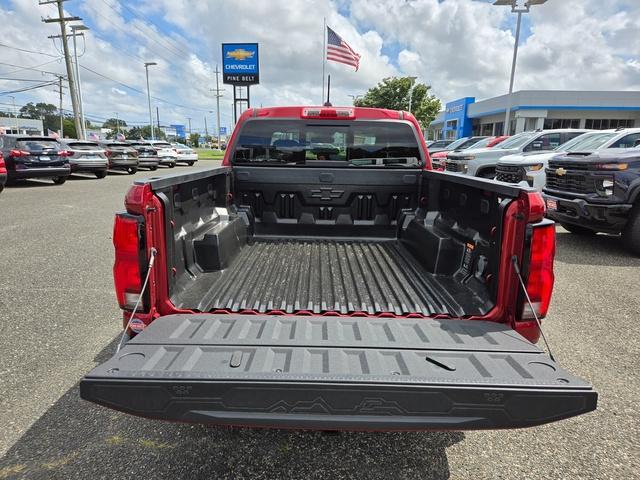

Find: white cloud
<box><xmin>0</xmin><ymin>0</ymin><xmax>637</xmax><ymax>132</ymax></box>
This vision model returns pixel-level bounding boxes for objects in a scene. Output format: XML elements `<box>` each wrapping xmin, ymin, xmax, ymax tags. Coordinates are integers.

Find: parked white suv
<box><xmin>146</xmin><ymin>140</ymin><xmax>177</xmax><ymax>167</ymax></box>
<box><xmin>494</xmin><ymin>129</ymin><xmax>640</xmax><ymax>191</ymax></box>
<box><xmin>446</xmin><ymin>129</ymin><xmax>590</xmax><ymax>178</ymax></box>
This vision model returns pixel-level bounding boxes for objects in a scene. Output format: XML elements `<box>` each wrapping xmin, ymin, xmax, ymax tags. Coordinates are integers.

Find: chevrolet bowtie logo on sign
<box><xmin>226</xmin><ymin>48</ymin><xmax>254</xmax><ymax>61</ymax></box>
<box><xmin>222</xmin><ymin>43</ymin><xmax>260</xmax><ymax>86</ymax></box>
<box><xmin>556</xmin><ymin>167</ymin><xmax>567</xmax><ymax>176</ymax></box>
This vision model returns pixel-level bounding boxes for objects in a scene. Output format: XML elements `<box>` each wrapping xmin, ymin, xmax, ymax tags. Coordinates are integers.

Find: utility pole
<box><xmin>144</xmin><ymin>62</ymin><xmax>157</xmax><ymax>140</ymax></box>
<box><xmin>8</xmin><ymin>96</ymin><xmax>17</xmax><ymax>133</ymax></box>
<box><xmin>70</xmin><ymin>24</ymin><xmax>89</xmax><ymax>139</ymax></box>
<box><xmin>156</xmin><ymin>106</ymin><xmax>161</xmax><ymax>136</ymax></box>
<box><xmin>211</xmin><ymin>65</ymin><xmax>224</xmax><ymax>151</ymax></box>
<box><xmin>41</xmin><ymin>0</ymin><xmax>82</xmax><ymax>139</ymax></box>
<box><xmin>204</xmin><ymin>116</ymin><xmax>208</xmax><ymax>138</ymax></box>
<box><xmin>115</xmin><ymin>112</ymin><xmax>120</xmax><ymax>134</ymax></box>
<box><xmin>187</xmin><ymin>117</ymin><xmax>192</xmax><ymax>134</ymax></box>
<box><xmin>54</xmin><ymin>75</ymin><xmax>66</xmax><ymax>136</ymax></box>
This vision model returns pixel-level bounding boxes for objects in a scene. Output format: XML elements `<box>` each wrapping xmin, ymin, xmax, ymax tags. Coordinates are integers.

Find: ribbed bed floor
<box><xmin>176</xmin><ymin>240</ymin><xmax>488</xmax><ymax>317</ymax></box>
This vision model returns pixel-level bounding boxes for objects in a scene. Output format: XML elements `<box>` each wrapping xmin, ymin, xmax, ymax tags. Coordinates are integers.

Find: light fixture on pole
<box><xmin>493</xmin><ymin>0</ymin><xmax>547</xmax><ymax>135</ymax></box>
<box><xmin>144</xmin><ymin>62</ymin><xmax>157</xmax><ymax>140</ymax></box>
<box><xmin>407</xmin><ymin>76</ymin><xmax>418</xmax><ymax>113</ymax></box>
<box><xmin>348</xmin><ymin>94</ymin><xmax>363</xmax><ymax>105</ymax></box>
<box><xmin>70</xmin><ymin>23</ymin><xmax>89</xmax><ymax>139</ymax></box>
<box><xmin>114</xmin><ymin>112</ymin><xmax>120</xmax><ymax>134</ymax></box>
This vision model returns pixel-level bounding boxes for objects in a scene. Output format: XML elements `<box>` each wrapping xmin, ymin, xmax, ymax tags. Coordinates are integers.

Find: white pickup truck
<box><xmin>495</xmin><ymin>128</ymin><xmax>640</xmax><ymax>190</ymax></box>
<box><xmin>446</xmin><ymin>129</ymin><xmax>589</xmax><ymax>178</ymax></box>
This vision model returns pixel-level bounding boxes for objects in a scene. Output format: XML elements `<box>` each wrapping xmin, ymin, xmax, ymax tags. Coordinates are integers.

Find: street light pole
<box><xmin>494</xmin><ymin>0</ymin><xmax>548</xmax><ymax>135</ymax></box>
<box><xmin>115</xmin><ymin>112</ymin><xmax>120</xmax><ymax>134</ymax></box>
<box><xmin>70</xmin><ymin>24</ymin><xmax>89</xmax><ymax>139</ymax></box>
<box><xmin>407</xmin><ymin>76</ymin><xmax>418</xmax><ymax>113</ymax></box>
<box><xmin>348</xmin><ymin>94</ymin><xmax>362</xmax><ymax>105</ymax></box>
<box><xmin>144</xmin><ymin>62</ymin><xmax>157</xmax><ymax>140</ymax></box>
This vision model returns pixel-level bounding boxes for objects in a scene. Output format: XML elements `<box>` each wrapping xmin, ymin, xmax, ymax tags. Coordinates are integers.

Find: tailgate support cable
<box><xmin>117</xmin><ymin>247</ymin><xmax>157</xmax><ymax>352</ymax></box>
<box><xmin>511</xmin><ymin>255</ymin><xmax>555</xmax><ymax>362</ymax></box>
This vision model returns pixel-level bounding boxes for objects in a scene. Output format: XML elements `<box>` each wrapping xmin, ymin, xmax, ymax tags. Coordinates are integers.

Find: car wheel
<box><xmin>622</xmin><ymin>204</ymin><xmax>640</xmax><ymax>256</ymax></box>
<box><xmin>169</xmin><ymin>162</ymin><xmax>176</xmax><ymax>168</ymax></box>
<box><xmin>0</xmin><ymin>184</ymin><xmax>4</xmax><ymax>193</ymax></box>
<box><xmin>150</xmin><ymin>166</ymin><xmax>158</xmax><ymax>171</ymax></box>
<box><xmin>127</xmin><ymin>167</ymin><xmax>138</xmax><ymax>175</ymax></box>
<box><xmin>52</xmin><ymin>176</ymin><xmax>68</xmax><ymax>185</ymax></box>
<box><xmin>561</xmin><ymin>224</ymin><xmax>597</xmax><ymax>235</ymax></box>
<box><xmin>187</xmin><ymin>161</ymin><xmax>195</xmax><ymax>166</ymax></box>
<box><xmin>478</xmin><ymin>169</ymin><xmax>495</xmax><ymax>179</ymax></box>
<box><xmin>95</xmin><ymin>170</ymin><xmax>107</xmax><ymax>179</ymax></box>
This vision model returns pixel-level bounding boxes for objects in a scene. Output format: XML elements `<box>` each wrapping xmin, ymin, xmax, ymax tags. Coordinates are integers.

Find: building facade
<box><xmin>0</xmin><ymin>117</ymin><xmax>44</xmax><ymax>135</ymax></box>
<box><xmin>428</xmin><ymin>90</ymin><xmax>640</xmax><ymax>140</ymax></box>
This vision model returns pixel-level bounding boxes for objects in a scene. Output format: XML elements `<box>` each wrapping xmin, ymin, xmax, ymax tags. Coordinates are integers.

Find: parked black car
<box><xmin>99</xmin><ymin>141</ymin><xmax>139</xmax><ymax>174</ymax></box>
<box><xmin>126</xmin><ymin>141</ymin><xmax>160</xmax><ymax>170</ymax></box>
<box><xmin>543</xmin><ymin>148</ymin><xmax>640</xmax><ymax>255</ymax></box>
<box><xmin>59</xmin><ymin>139</ymin><xmax>109</xmax><ymax>178</ymax></box>
<box><xmin>0</xmin><ymin>135</ymin><xmax>70</xmax><ymax>185</ymax></box>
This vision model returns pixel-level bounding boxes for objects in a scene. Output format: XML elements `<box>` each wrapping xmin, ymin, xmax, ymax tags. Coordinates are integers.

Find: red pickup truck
<box><xmin>81</xmin><ymin>106</ymin><xmax>596</xmax><ymax>431</ymax></box>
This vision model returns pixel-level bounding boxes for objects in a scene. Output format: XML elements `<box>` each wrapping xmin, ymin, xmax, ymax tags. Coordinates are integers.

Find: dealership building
<box><xmin>427</xmin><ymin>90</ymin><xmax>640</xmax><ymax>140</ymax></box>
<box><xmin>0</xmin><ymin>117</ymin><xmax>44</xmax><ymax>135</ymax></box>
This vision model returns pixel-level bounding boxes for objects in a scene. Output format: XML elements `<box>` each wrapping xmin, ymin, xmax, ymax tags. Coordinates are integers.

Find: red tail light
<box><xmin>58</xmin><ymin>150</ymin><xmax>71</xmax><ymax>157</ymax></box>
<box><xmin>9</xmin><ymin>149</ymin><xmax>30</xmax><ymax>157</ymax></box>
<box><xmin>0</xmin><ymin>154</ymin><xmax>6</xmax><ymax>174</ymax></box>
<box><xmin>113</xmin><ymin>213</ymin><xmax>145</xmax><ymax>311</ymax></box>
<box><xmin>520</xmin><ymin>223</ymin><xmax>555</xmax><ymax>320</ymax></box>
<box><xmin>105</xmin><ymin>150</ymin><xmax>114</xmax><ymax>157</ymax></box>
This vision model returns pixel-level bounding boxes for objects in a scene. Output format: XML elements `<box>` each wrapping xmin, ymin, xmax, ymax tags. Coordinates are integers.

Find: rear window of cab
<box><xmin>232</xmin><ymin>120</ymin><xmax>423</xmax><ymax>167</ymax></box>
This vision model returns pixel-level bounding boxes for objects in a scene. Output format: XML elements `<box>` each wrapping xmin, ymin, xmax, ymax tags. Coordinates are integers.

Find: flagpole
<box><xmin>322</xmin><ymin>17</ymin><xmax>326</xmax><ymax>104</ymax></box>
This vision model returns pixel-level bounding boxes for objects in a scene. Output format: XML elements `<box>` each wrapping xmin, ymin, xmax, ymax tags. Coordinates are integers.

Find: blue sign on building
<box><xmin>219</xmin><ymin>126</ymin><xmax>227</xmax><ymax>136</ymax></box>
<box><xmin>222</xmin><ymin>43</ymin><xmax>259</xmax><ymax>85</ymax></box>
<box><xmin>442</xmin><ymin>97</ymin><xmax>475</xmax><ymax>139</ymax></box>
<box><xmin>170</xmin><ymin>124</ymin><xmax>186</xmax><ymax>138</ymax></box>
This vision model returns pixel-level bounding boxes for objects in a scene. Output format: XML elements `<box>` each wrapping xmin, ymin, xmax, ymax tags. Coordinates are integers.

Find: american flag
<box><xmin>47</xmin><ymin>128</ymin><xmax>59</xmax><ymax>138</ymax></box>
<box><xmin>116</xmin><ymin>132</ymin><xmax>126</xmax><ymax>141</ymax></box>
<box><xmin>327</xmin><ymin>26</ymin><xmax>361</xmax><ymax>71</ymax></box>
<box><xmin>88</xmin><ymin>132</ymin><xmax>100</xmax><ymax>141</ymax></box>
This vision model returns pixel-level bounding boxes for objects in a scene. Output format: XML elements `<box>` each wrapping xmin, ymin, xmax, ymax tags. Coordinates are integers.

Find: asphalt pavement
<box><xmin>0</xmin><ymin>164</ymin><xmax>638</xmax><ymax>479</ymax></box>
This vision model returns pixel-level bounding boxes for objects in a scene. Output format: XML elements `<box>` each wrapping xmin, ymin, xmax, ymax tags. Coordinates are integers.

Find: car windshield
<box><xmin>565</xmin><ymin>132</ymin><xmax>618</xmax><ymax>152</ymax></box>
<box><xmin>495</xmin><ymin>132</ymin><xmax>537</xmax><ymax>149</ymax></box>
<box><xmin>175</xmin><ymin>143</ymin><xmax>188</xmax><ymax>148</ymax></box>
<box><xmin>464</xmin><ymin>137</ymin><xmax>493</xmax><ymax>149</ymax></box>
<box><xmin>233</xmin><ymin>120</ymin><xmax>423</xmax><ymax>167</ymax></box>
<box><xmin>154</xmin><ymin>143</ymin><xmax>172</xmax><ymax>148</ymax></box>
<box><xmin>16</xmin><ymin>139</ymin><xmax>59</xmax><ymax>151</ymax></box>
<box><xmin>441</xmin><ymin>137</ymin><xmax>470</xmax><ymax>150</ymax></box>
<box><xmin>66</xmin><ymin>142</ymin><xmax>100</xmax><ymax>150</ymax></box>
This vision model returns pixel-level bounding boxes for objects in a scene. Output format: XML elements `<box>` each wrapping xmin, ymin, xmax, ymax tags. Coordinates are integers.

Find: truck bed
<box><xmin>173</xmin><ymin>239</ymin><xmax>490</xmax><ymax>317</ymax></box>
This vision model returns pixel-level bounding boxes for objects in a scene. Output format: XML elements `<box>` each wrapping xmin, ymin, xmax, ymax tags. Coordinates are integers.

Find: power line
<box><xmin>101</xmin><ymin>0</ymin><xmax>191</xmax><ymax>60</ymax></box>
<box><xmin>0</xmin><ymin>81</ymin><xmax>58</xmax><ymax>96</ymax></box>
<box><xmin>0</xmin><ymin>42</ymin><xmax>59</xmax><ymax>58</ymax></box>
<box><xmin>0</xmin><ymin>59</ymin><xmax>64</xmax><ymax>76</ymax></box>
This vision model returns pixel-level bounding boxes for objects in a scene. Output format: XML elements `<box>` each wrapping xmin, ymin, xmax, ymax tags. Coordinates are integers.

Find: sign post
<box><xmin>222</xmin><ymin>43</ymin><xmax>260</xmax><ymax>124</ymax></box>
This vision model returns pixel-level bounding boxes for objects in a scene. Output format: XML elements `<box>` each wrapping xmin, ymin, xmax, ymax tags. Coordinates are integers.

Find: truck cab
<box><xmin>81</xmin><ymin>106</ymin><xmax>596</xmax><ymax>431</ymax></box>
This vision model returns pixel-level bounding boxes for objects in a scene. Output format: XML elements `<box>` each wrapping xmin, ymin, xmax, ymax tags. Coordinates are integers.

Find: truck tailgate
<box><xmin>81</xmin><ymin>315</ymin><xmax>596</xmax><ymax>430</ymax></box>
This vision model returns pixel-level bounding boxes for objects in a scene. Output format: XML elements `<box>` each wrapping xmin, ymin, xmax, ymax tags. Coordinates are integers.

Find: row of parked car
<box><xmin>0</xmin><ymin>136</ymin><xmax>199</xmax><ymax>193</ymax></box>
<box><xmin>430</xmin><ymin>127</ymin><xmax>640</xmax><ymax>254</ymax></box>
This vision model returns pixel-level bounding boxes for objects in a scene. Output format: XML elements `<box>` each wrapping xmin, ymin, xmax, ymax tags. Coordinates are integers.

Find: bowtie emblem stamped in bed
<box><xmin>309</xmin><ymin>187</ymin><xmax>345</xmax><ymax>201</ymax></box>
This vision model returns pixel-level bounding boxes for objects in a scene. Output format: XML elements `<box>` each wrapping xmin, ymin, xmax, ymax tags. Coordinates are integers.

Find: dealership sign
<box><xmin>222</xmin><ymin>43</ymin><xmax>259</xmax><ymax>85</ymax></box>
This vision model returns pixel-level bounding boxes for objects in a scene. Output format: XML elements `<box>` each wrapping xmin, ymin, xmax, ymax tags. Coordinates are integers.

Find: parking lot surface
<box><xmin>0</xmin><ymin>165</ymin><xmax>638</xmax><ymax>479</ymax></box>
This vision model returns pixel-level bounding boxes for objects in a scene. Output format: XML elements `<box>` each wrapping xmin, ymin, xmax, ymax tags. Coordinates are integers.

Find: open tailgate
<box><xmin>81</xmin><ymin>315</ymin><xmax>596</xmax><ymax>430</ymax></box>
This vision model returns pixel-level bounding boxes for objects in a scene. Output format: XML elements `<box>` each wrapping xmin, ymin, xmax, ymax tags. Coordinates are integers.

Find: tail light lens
<box><xmin>58</xmin><ymin>150</ymin><xmax>71</xmax><ymax>157</ymax></box>
<box><xmin>9</xmin><ymin>149</ymin><xmax>30</xmax><ymax>157</ymax></box>
<box><xmin>105</xmin><ymin>150</ymin><xmax>113</xmax><ymax>157</ymax></box>
<box><xmin>520</xmin><ymin>222</ymin><xmax>555</xmax><ymax>320</ymax></box>
<box><xmin>113</xmin><ymin>213</ymin><xmax>146</xmax><ymax>311</ymax></box>
<box><xmin>0</xmin><ymin>155</ymin><xmax>5</xmax><ymax>173</ymax></box>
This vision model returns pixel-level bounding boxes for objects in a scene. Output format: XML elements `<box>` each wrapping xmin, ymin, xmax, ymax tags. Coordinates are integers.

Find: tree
<box><xmin>62</xmin><ymin>118</ymin><xmax>77</xmax><ymax>139</ymax></box>
<box><xmin>354</xmin><ymin>77</ymin><xmax>442</xmax><ymax>128</ymax></box>
<box><xmin>122</xmin><ymin>125</ymin><xmax>166</xmax><ymax>141</ymax></box>
<box><xmin>188</xmin><ymin>133</ymin><xmax>200</xmax><ymax>147</ymax></box>
<box><xmin>102</xmin><ymin>117</ymin><xmax>127</xmax><ymax>131</ymax></box>
<box><xmin>19</xmin><ymin>102</ymin><xmax>60</xmax><ymax>133</ymax></box>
